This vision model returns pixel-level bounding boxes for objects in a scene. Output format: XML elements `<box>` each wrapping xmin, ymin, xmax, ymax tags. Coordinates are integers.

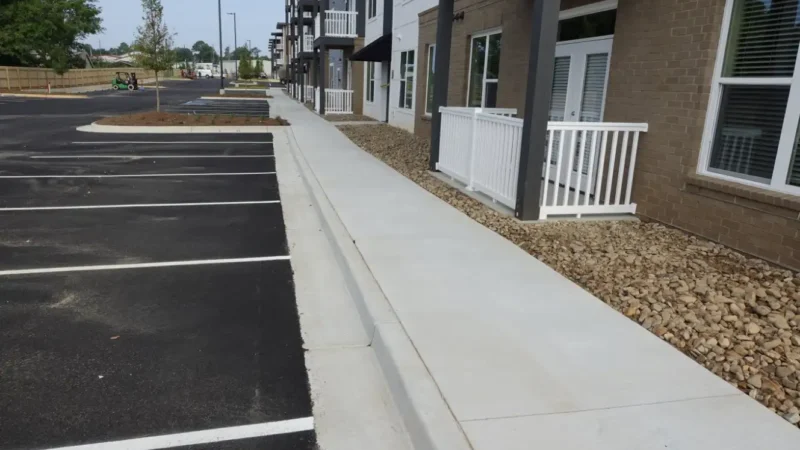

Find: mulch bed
<box><xmin>324</xmin><ymin>114</ymin><xmax>376</xmax><ymax>122</ymax></box>
<box><xmin>97</xmin><ymin>112</ymin><xmax>288</xmax><ymax>126</ymax></box>
<box><xmin>338</xmin><ymin>123</ymin><xmax>800</xmax><ymax>427</ymax></box>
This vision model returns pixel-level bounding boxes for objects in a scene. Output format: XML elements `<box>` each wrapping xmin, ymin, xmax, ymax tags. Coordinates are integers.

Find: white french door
<box><xmin>547</xmin><ymin>37</ymin><xmax>613</xmax><ymax>194</ymax></box>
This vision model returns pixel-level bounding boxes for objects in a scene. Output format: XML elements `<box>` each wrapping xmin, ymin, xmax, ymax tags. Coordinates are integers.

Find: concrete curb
<box><xmin>283</xmin><ymin>127</ymin><xmax>472</xmax><ymax>450</ymax></box>
<box><xmin>76</xmin><ymin>122</ymin><xmax>286</xmax><ymax>134</ymax></box>
<box><xmin>1</xmin><ymin>93</ymin><xmax>88</xmax><ymax>99</ymax></box>
<box><xmin>199</xmin><ymin>96</ymin><xmax>270</xmax><ymax>101</ymax></box>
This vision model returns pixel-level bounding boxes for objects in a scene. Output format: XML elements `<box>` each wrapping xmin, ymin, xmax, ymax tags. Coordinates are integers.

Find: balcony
<box><xmin>302</xmin><ymin>34</ymin><xmax>314</xmax><ymax>52</ymax></box>
<box><xmin>314</xmin><ymin>10</ymin><xmax>358</xmax><ymax>39</ymax></box>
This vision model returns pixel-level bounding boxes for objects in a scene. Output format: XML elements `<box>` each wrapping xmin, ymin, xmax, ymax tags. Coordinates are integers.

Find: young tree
<box><xmin>133</xmin><ymin>0</ymin><xmax>174</xmax><ymax>112</ymax></box>
<box><xmin>254</xmin><ymin>59</ymin><xmax>264</xmax><ymax>77</ymax></box>
<box><xmin>238</xmin><ymin>50</ymin><xmax>253</xmax><ymax>80</ymax></box>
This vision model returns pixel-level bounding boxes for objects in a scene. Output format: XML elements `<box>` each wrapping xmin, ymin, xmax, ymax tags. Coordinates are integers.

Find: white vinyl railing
<box><xmin>314</xmin><ymin>10</ymin><xmax>358</xmax><ymax>38</ymax></box>
<box><xmin>304</xmin><ymin>85</ymin><xmax>314</xmax><ymax>102</ymax></box>
<box><xmin>437</xmin><ymin>107</ymin><xmax>648</xmax><ymax>219</ymax></box>
<box><xmin>315</xmin><ymin>88</ymin><xmax>321</xmax><ymax>113</ymax></box>
<box><xmin>325</xmin><ymin>89</ymin><xmax>353</xmax><ymax>114</ymax></box>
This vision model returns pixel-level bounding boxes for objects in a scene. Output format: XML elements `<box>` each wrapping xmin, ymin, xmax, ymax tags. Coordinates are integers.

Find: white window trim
<box><xmin>366</xmin><ymin>62</ymin><xmax>376</xmax><ymax>103</ymax></box>
<box><xmin>559</xmin><ymin>0</ymin><xmax>617</xmax><ymax>20</ymax></box>
<box><xmin>697</xmin><ymin>0</ymin><xmax>800</xmax><ymax>196</ymax></box>
<box><xmin>367</xmin><ymin>0</ymin><xmax>378</xmax><ymax>19</ymax></box>
<box><xmin>399</xmin><ymin>50</ymin><xmax>415</xmax><ymax>110</ymax></box>
<box><xmin>466</xmin><ymin>28</ymin><xmax>502</xmax><ymax>108</ymax></box>
<box><xmin>424</xmin><ymin>44</ymin><xmax>435</xmax><ymax>116</ymax></box>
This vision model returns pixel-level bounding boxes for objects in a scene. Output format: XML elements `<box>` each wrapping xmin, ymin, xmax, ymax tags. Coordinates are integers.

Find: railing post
<box><xmin>466</xmin><ymin>109</ymin><xmax>481</xmax><ymax>191</ymax></box>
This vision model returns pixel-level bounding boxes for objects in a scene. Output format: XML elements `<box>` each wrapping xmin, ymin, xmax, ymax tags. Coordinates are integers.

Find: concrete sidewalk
<box><xmin>269</xmin><ymin>90</ymin><xmax>800</xmax><ymax>449</ymax></box>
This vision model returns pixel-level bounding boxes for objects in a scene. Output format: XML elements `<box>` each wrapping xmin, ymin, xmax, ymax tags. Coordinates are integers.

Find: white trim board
<box><xmin>46</xmin><ymin>417</ymin><xmax>314</xmax><ymax>450</ymax></box>
<box><xmin>559</xmin><ymin>0</ymin><xmax>617</xmax><ymax>20</ymax></box>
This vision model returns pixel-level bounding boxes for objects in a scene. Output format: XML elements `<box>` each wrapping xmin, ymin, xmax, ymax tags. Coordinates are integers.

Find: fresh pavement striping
<box><xmin>0</xmin><ymin>200</ymin><xmax>281</xmax><ymax>211</ymax></box>
<box><xmin>0</xmin><ymin>171</ymin><xmax>275</xmax><ymax>178</ymax></box>
<box><xmin>47</xmin><ymin>417</ymin><xmax>315</xmax><ymax>450</ymax></box>
<box><xmin>31</xmin><ymin>155</ymin><xmax>274</xmax><ymax>159</ymax></box>
<box><xmin>71</xmin><ymin>141</ymin><xmax>273</xmax><ymax>144</ymax></box>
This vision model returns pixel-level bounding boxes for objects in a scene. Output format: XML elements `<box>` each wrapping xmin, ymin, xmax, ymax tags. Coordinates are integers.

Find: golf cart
<box><xmin>111</xmin><ymin>72</ymin><xmax>139</xmax><ymax>90</ymax></box>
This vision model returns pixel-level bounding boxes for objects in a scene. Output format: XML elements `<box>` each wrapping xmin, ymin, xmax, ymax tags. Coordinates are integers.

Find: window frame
<box><xmin>425</xmin><ymin>44</ymin><xmax>436</xmax><ymax>116</ymax></box>
<box><xmin>398</xmin><ymin>50</ymin><xmax>415</xmax><ymax>110</ymax></box>
<box><xmin>698</xmin><ymin>0</ymin><xmax>800</xmax><ymax>195</ymax></box>
<box><xmin>466</xmin><ymin>28</ymin><xmax>502</xmax><ymax>108</ymax></box>
<box><xmin>367</xmin><ymin>0</ymin><xmax>377</xmax><ymax>19</ymax></box>
<box><xmin>366</xmin><ymin>62</ymin><xmax>376</xmax><ymax>102</ymax></box>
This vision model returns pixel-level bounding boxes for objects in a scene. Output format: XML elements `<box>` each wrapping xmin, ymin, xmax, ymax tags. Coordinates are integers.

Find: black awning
<box><xmin>349</xmin><ymin>34</ymin><xmax>392</xmax><ymax>62</ymax></box>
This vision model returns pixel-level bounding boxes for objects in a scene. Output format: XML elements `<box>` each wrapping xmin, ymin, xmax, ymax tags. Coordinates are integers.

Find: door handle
<box><xmin>570</xmin><ymin>111</ymin><xmax>576</xmax><ymax>117</ymax></box>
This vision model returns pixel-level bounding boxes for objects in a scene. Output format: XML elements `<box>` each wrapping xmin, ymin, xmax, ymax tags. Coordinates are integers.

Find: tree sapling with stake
<box><xmin>133</xmin><ymin>0</ymin><xmax>174</xmax><ymax>112</ymax></box>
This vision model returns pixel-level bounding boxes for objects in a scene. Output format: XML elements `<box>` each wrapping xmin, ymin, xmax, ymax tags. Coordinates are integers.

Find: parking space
<box><xmin>164</xmin><ymin>98</ymin><xmax>271</xmax><ymax>117</ymax></box>
<box><xmin>0</xmin><ymin>133</ymin><xmax>316</xmax><ymax>449</ymax></box>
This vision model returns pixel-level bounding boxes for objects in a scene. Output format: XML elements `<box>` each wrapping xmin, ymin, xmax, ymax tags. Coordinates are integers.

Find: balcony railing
<box><xmin>314</xmin><ymin>10</ymin><xmax>358</xmax><ymax>39</ymax></box>
<box><xmin>303</xmin><ymin>34</ymin><xmax>314</xmax><ymax>51</ymax></box>
<box><xmin>437</xmin><ymin>107</ymin><xmax>648</xmax><ymax>219</ymax></box>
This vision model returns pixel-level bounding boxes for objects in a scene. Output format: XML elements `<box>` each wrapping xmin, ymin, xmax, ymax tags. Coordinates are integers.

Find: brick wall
<box><xmin>415</xmin><ymin>0</ymin><xmax>800</xmax><ymax>269</ymax></box>
<box><xmin>603</xmin><ymin>0</ymin><xmax>800</xmax><ymax>269</ymax></box>
<box><xmin>415</xmin><ymin>0</ymin><xmax>506</xmax><ymax>138</ymax></box>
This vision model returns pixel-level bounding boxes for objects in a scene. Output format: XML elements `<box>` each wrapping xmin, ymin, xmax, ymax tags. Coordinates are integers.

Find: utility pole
<box><xmin>227</xmin><ymin>12</ymin><xmax>238</xmax><ymax>80</ymax></box>
<box><xmin>218</xmin><ymin>0</ymin><xmax>225</xmax><ymax>92</ymax></box>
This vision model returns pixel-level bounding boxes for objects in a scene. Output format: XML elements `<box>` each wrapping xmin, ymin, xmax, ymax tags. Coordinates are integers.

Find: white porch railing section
<box><xmin>325</xmin><ymin>89</ymin><xmax>353</xmax><ymax>114</ymax></box>
<box><xmin>315</xmin><ymin>88</ymin><xmax>321</xmax><ymax>113</ymax></box>
<box><xmin>437</xmin><ymin>107</ymin><xmax>648</xmax><ymax>219</ymax></box>
<box><xmin>304</xmin><ymin>85</ymin><xmax>315</xmax><ymax>102</ymax></box>
<box><xmin>314</xmin><ymin>11</ymin><xmax>358</xmax><ymax>38</ymax></box>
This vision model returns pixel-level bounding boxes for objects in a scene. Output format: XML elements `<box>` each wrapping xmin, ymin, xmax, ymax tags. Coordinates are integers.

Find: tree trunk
<box><xmin>155</xmin><ymin>71</ymin><xmax>160</xmax><ymax>112</ymax></box>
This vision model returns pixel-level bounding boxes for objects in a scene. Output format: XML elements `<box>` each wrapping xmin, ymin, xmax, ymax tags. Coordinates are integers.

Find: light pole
<box><xmin>227</xmin><ymin>12</ymin><xmax>238</xmax><ymax>80</ymax></box>
<box><xmin>217</xmin><ymin>0</ymin><xmax>224</xmax><ymax>92</ymax></box>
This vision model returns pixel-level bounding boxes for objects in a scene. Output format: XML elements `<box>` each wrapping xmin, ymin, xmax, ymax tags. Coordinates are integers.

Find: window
<box><xmin>557</xmin><ymin>9</ymin><xmax>616</xmax><ymax>42</ymax></box>
<box><xmin>398</xmin><ymin>50</ymin><xmax>415</xmax><ymax>109</ymax></box>
<box><xmin>368</xmin><ymin>0</ymin><xmax>377</xmax><ymax>19</ymax></box>
<box><xmin>366</xmin><ymin>62</ymin><xmax>376</xmax><ymax>102</ymax></box>
<box><xmin>467</xmin><ymin>30</ymin><xmax>501</xmax><ymax>108</ymax></box>
<box><xmin>425</xmin><ymin>45</ymin><xmax>436</xmax><ymax>115</ymax></box>
<box><xmin>700</xmin><ymin>0</ymin><xmax>800</xmax><ymax>193</ymax></box>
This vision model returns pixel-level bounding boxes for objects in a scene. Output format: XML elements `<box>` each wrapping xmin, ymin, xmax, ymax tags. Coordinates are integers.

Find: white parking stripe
<box><xmin>47</xmin><ymin>417</ymin><xmax>314</xmax><ymax>450</ymax></box>
<box><xmin>31</xmin><ymin>155</ymin><xmax>274</xmax><ymax>159</ymax></box>
<box><xmin>0</xmin><ymin>172</ymin><xmax>275</xmax><ymax>179</ymax></box>
<box><xmin>0</xmin><ymin>256</ymin><xmax>290</xmax><ymax>276</ymax></box>
<box><xmin>71</xmin><ymin>141</ymin><xmax>272</xmax><ymax>145</ymax></box>
<box><xmin>0</xmin><ymin>200</ymin><xmax>280</xmax><ymax>211</ymax></box>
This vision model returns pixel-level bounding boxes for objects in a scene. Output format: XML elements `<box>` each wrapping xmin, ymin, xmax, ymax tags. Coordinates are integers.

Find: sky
<box><xmin>88</xmin><ymin>0</ymin><xmax>284</xmax><ymax>54</ymax></box>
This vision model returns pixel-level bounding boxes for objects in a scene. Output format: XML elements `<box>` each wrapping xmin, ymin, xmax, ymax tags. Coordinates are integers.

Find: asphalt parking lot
<box><xmin>0</xmin><ymin>127</ymin><xmax>316</xmax><ymax>449</ymax></box>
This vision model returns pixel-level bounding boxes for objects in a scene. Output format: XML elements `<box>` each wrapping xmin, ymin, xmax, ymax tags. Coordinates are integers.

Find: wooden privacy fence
<box><xmin>0</xmin><ymin>66</ymin><xmax>160</xmax><ymax>90</ymax></box>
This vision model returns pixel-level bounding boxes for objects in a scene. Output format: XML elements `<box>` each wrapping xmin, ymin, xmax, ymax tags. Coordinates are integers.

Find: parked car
<box><xmin>196</xmin><ymin>68</ymin><xmax>213</xmax><ymax>78</ymax></box>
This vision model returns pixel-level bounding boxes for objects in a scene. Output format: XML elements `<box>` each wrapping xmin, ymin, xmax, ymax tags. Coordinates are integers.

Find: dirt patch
<box><xmin>207</xmin><ymin>92</ymin><xmax>272</xmax><ymax>99</ymax></box>
<box><xmin>338</xmin><ymin>123</ymin><xmax>800</xmax><ymax>427</ymax></box>
<box><xmin>97</xmin><ymin>112</ymin><xmax>288</xmax><ymax>126</ymax></box>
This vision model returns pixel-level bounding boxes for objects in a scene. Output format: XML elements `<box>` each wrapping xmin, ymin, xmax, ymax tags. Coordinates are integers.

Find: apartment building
<box><xmin>409</xmin><ymin>0</ymin><xmax>800</xmax><ymax>270</ymax></box>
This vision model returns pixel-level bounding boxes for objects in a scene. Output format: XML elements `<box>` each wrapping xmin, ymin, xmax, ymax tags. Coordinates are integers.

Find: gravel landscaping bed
<box><xmin>324</xmin><ymin>114</ymin><xmax>376</xmax><ymax>122</ymax></box>
<box><xmin>98</xmin><ymin>112</ymin><xmax>288</xmax><ymax>126</ymax></box>
<box><xmin>338</xmin><ymin>123</ymin><xmax>800</xmax><ymax>427</ymax></box>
